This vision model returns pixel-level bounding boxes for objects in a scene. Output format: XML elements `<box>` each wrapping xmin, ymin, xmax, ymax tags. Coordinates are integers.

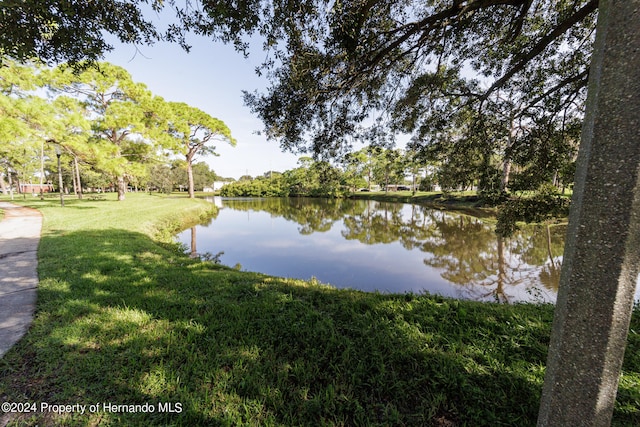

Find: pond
<box><xmin>176</xmin><ymin>197</ymin><xmax>639</xmax><ymax>304</ymax></box>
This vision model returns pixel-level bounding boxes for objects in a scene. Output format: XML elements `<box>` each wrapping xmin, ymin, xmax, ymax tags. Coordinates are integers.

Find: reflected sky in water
<box><xmin>177</xmin><ymin>197</ymin><xmax>640</xmax><ymax>303</ymax></box>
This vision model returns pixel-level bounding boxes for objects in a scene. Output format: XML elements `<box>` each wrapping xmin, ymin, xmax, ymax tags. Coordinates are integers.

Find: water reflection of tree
<box><xmin>219</xmin><ymin>198</ymin><xmax>565</xmax><ymax>302</ymax></box>
<box><xmin>341</xmin><ymin>201</ymin><xmax>405</xmax><ymax>244</ymax></box>
<box><xmin>339</xmin><ymin>202</ymin><xmax>564</xmax><ymax>302</ymax></box>
<box><xmin>222</xmin><ymin>197</ymin><xmax>367</xmax><ymax>235</ymax></box>
<box><xmin>515</xmin><ymin>224</ymin><xmax>565</xmax><ymax>292</ymax></box>
<box><xmin>190</xmin><ymin>226</ymin><xmax>197</xmax><ymax>258</ymax></box>
<box><xmin>417</xmin><ymin>215</ymin><xmax>564</xmax><ymax>302</ymax></box>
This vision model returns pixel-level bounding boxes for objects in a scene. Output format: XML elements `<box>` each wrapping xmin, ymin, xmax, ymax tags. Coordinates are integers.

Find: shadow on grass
<box><xmin>56</xmin><ymin>205</ymin><xmax>99</xmax><ymax>210</ymax></box>
<box><xmin>1</xmin><ymin>228</ymin><xmax>638</xmax><ymax>426</ymax></box>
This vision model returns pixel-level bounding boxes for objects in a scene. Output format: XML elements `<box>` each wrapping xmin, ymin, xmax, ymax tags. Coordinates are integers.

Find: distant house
<box><xmin>20</xmin><ymin>183</ymin><xmax>55</xmax><ymax>194</ymax></box>
<box><xmin>385</xmin><ymin>184</ymin><xmax>412</xmax><ymax>191</ymax></box>
<box><xmin>203</xmin><ymin>181</ymin><xmax>231</xmax><ymax>192</ymax></box>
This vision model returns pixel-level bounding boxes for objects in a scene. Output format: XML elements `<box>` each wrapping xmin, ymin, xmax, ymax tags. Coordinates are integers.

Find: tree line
<box><xmin>0</xmin><ymin>60</ymin><xmax>234</xmax><ymax>200</ymax></box>
<box><xmin>221</xmin><ymin>140</ymin><xmax>577</xmax><ymax>204</ymax></box>
<box><xmin>221</xmin><ymin>151</ymin><xmax>415</xmax><ymax>198</ymax></box>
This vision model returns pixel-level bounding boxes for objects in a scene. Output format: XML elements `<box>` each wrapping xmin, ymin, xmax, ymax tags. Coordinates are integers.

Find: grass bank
<box><xmin>0</xmin><ymin>193</ymin><xmax>638</xmax><ymax>426</ymax></box>
<box><xmin>349</xmin><ymin>191</ymin><xmax>495</xmax><ymax>218</ymax></box>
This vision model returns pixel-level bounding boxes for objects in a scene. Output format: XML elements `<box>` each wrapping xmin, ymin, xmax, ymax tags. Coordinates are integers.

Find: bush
<box><xmin>478</xmin><ymin>189</ymin><xmax>508</xmax><ymax>206</ymax></box>
<box><xmin>495</xmin><ymin>184</ymin><xmax>570</xmax><ymax>237</ymax></box>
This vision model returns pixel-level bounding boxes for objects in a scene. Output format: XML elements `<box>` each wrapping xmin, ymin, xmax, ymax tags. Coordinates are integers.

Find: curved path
<box><xmin>0</xmin><ymin>201</ymin><xmax>42</xmax><ymax>358</ymax></box>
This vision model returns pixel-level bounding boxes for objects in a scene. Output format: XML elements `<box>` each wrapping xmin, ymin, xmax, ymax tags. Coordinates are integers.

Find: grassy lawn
<box><xmin>0</xmin><ymin>193</ymin><xmax>638</xmax><ymax>426</ymax></box>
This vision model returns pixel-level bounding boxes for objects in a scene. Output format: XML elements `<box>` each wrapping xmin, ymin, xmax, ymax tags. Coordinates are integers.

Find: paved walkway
<box><xmin>0</xmin><ymin>201</ymin><xmax>42</xmax><ymax>359</ymax></box>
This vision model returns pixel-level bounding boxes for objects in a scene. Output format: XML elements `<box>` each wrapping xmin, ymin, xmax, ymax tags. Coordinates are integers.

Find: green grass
<box><xmin>0</xmin><ymin>193</ymin><xmax>638</xmax><ymax>426</ymax></box>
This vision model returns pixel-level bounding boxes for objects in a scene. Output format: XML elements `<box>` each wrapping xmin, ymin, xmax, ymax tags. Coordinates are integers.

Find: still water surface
<box><xmin>176</xmin><ymin>197</ymin><xmax>638</xmax><ymax>303</ymax></box>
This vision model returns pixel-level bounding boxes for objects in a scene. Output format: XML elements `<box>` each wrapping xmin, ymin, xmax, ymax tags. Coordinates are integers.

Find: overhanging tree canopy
<box><xmin>0</xmin><ymin>0</ymin><xmax>166</xmax><ymax>66</ymax></box>
<box><xmin>231</xmin><ymin>0</ymin><xmax>597</xmax><ymax>157</ymax></box>
<box><xmin>1</xmin><ymin>1</ymin><xmax>598</xmax><ymax>165</ymax></box>
<box><xmin>0</xmin><ymin>0</ymin><xmax>272</xmax><ymax>66</ymax></box>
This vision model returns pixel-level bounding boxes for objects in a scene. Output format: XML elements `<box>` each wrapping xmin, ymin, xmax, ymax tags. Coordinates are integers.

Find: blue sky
<box><xmin>102</xmin><ymin>31</ymin><xmax>301</xmax><ymax>180</ymax></box>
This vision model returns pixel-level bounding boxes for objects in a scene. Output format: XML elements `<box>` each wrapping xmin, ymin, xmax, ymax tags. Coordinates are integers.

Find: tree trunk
<box><xmin>537</xmin><ymin>2</ymin><xmax>640</xmax><ymax>424</ymax></box>
<box><xmin>74</xmin><ymin>156</ymin><xmax>83</xmax><ymax>199</ymax></box>
<box><xmin>384</xmin><ymin>169</ymin><xmax>389</xmax><ymax>193</ymax></box>
<box><xmin>117</xmin><ymin>175</ymin><xmax>126</xmax><ymax>201</ymax></box>
<box><xmin>500</xmin><ymin>158</ymin><xmax>512</xmax><ymax>192</ymax></box>
<box><xmin>72</xmin><ymin>159</ymin><xmax>79</xmax><ymax>197</ymax></box>
<box><xmin>0</xmin><ymin>173</ymin><xmax>7</xmax><ymax>195</ymax></box>
<box><xmin>7</xmin><ymin>169</ymin><xmax>14</xmax><ymax>200</ymax></box>
<box><xmin>56</xmin><ymin>154</ymin><xmax>64</xmax><ymax>207</ymax></box>
<box><xmin>412</xmin><ymin>171</ymin><xmax>417</xmax><ymax>195</ymax></box>
<box><xmin>39</xmin><ymin>141</ymin><xmax>45</xmax><ymax>200</ymax></box>
<box><xmin>187</xmin><ymin>156</ymin><xmax>195</xmax><ymax>198</ymax></box>
<box><xmin>500</xmin><ymin>111</ymin><xmax>516</xmax><ymax>192</ymax></box>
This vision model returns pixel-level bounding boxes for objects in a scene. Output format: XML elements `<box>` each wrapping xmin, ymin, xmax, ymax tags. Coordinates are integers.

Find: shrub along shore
<box><xmin>0</xmin><ymin>193</ymin><xmax>638</xmax><ymax>426</ymax></box>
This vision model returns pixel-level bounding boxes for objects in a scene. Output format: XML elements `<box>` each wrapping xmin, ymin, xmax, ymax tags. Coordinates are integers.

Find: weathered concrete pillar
<box><xmin>537</xmin><ymin>1</ymin><xmax>640</xmax><ymax>425</ymax></box>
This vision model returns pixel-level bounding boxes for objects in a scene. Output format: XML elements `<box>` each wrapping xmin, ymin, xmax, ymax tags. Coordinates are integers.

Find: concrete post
<box><xmin>537</xmin><ymin>1</ymin><xmax>640</xmax><ymax>425</ymax></box>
